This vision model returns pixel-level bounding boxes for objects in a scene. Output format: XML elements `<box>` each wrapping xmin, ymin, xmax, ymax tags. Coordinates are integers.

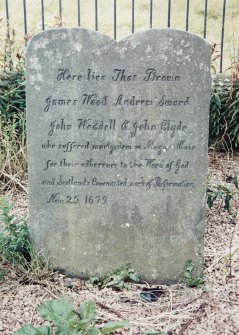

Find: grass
<box><xmin>0</xmin><ymin>69</ymin><xmax>27</xmax><ymax>192</ymax></box>
<box><xmin>0</xmin><ymin>117</ymin><xmax>27</xmax><ymax>192</ymax></box>
<box><xmin>0</xmin><ymin>0</ymin><xmax>239</xmax><ymax>71</ymax></box>
<box><xmin>0</xmin><ymin>197</ymin><xmax>53</xmax><ymax>280</ymax></box>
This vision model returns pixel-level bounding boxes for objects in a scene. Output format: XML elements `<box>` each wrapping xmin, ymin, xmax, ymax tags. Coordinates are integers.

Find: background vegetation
<box><xmin>0</xmin><ymin>0</ymin><xmax>239</xmax><ymax>71</ymax></box>
<box><xmin>210</xmin><ymin>63</ymin><xmax>239</xmax><ymax>150</ymax></box>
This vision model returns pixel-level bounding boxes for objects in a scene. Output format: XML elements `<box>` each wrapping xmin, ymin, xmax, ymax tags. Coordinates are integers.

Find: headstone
<box><xmin>26</xmin><ymin>28</ymin><xmax>211</xmax><ymax>283</ymax></box>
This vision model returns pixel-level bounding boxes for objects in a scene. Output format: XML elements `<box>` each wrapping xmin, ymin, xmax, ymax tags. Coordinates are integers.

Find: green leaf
<box><xmin>233</xmin><ymin>176</ymin><xmax>238</xmax><ymax>190</ymax></box>
<box><xmin>184</xmin><ymin>259</ymin><xmax>194</xmax><ymax>274</ymax></box>
<box><xmin>101</xmin><ymin>320</ymin><xmax>131</xmax><ymax>334</ymax></box>
<box><xmin>100</xmin><ymin>263</ymin><xmax>138</xmax><ymax>289</ymax></box>
<box><xmin>128</xmin><ymin>271</ymin><xmax>139</xmax><ymax>282</ymax></box>
<box><xmin>231</xmin><ymin>123</ymin><xmax>239</xmax><ymax>138</ymax></box>
<box><xmin>39</xmin><ymin>297</ymin><xmax>75</xmax><ymax>331</ymax></box>
<box><xmin>184</xmin><ymin>277</ymin><xmax>204</xmax><ymax>288</ymax></box>
<box><xmin>183</xmin><ymin>260</ymin><xmax>204</xmax><ymax>288</ymax></box>
<box><xmin>224</xmin><ymin>194</ymin><xmax>232</xmax><ymax>212</ymax></box>
<box><xmin>88</xmin><ymin>327</ymin><xmax>101</xmax><ymax>335</ymax></box>
<box><xmin>231</xmin><ymin>107</ymin><xmax>239</xmax><ymax>120</ymax></box>
<box><xmin>218</xmin><ymin>185</ymin><xmax>230</xmax><ymax>193</ymax></box>
<box><xmin>85</xmin><ymin>277</ymin><xmax>100</xmax><ymax>289</ymax></box>
<box><xmin>207</xmin><ymin>195</ymin><xmax>214</xmax><ymax>209</ymax></box>
<box><xmin>14</xmin><ymin>325</ymin><xmax>52</xmax><ymax>335</ymax></box>
<box><xmin>228</xmin><ymin>99</ymin><xmax>239</xmax><ymax>109</ymax></box>
<box><xmin>78</xmin><ymin>300</ymin><xmax>96</xmax><ymax>326</ymax></box>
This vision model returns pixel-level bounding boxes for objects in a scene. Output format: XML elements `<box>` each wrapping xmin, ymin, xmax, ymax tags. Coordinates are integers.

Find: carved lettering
<box><xmin>144</xmin><ymin>68</ymin><xmax>180</xmax><ymax>82</ymax></box>
<box><xmin>112</xmin><ymin>69</ymin><xmax>137</xmax><ymax>81</ymax></box>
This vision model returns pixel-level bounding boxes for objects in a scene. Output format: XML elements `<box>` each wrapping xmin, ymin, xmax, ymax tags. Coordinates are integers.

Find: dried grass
<box><xmin>0</xmin><ymin>126</ymin><xmax>27</xmax><ymax>194</ymax></box>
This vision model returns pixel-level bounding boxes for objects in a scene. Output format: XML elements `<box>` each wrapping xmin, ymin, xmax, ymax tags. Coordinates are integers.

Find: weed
<box><xmin>0</xmin><ymin>22</ymin><xmax>27</xmax><ymax>192</ymax></box>
<box><xmin>0</xmin><ymin>125</ymin><xmax>27</xmax><ymax>192</ymax></box>
<box><xmin>207</xmin><ymin>176</ymin><xmax>239</xmax><ymax>278</ymax></box>
<box><xmin>228</xmin><ymin>62</ymin><xmax>239</xmax><ymax>148</ymax></box>
<box><xmin>14</xmin><ymin>297</ymin><xmax>130</xmax><ymax>335</ymax></box>
<box><xmin>209</xmin><ymin>60</ymin><xmax>239</xmax><ymax>150</ymax></box>
<box><xmin>182</xmin><ymin>260</ymin><xmax>204</xmax><ymax>288</ymax></box>
<box><xmin>86</xmin><ymin>263</ymin><xmax>139</xmax><ymax>290</ymax></box>
<box><xmin>0</xmin><ymin>119</ymin><xmax>27</xmax><ymax>192</ymax></box>
<box><xmin>0</xmin><ymin>71</ymin><xmax>27</xmax><ymax>192</ymax></box>
<box><xmin>0</xmin><ymin>197</ymin><xmax>53</xmax><ymax>280</ymax></box>
<box><xmin>207</xmin><ymin>175</ymin><xmax>238</xmax><ymax>212</ymax></box>
<box><xmin>0</xmin><ymin>269</ymin><xmax>4</xmax><ymax>280</ymax></box>
<box><xmin>21</xmin><ymin>248</ymin><xmax>54</xmax><ymax>281</ymax></box>
<box><xmin>0</xmin><ymin>71</ymin><xmax>25</xmax><ymax>135</ymax></box>
<box><xmin>207</xmin><ymin>183</ymin><xmax>233</xmax><ymax>212</ymax></box>
<box><xmin>0</xmin><ymin>19</ymin><xmax>25</xmax><ymax>71</ymax></box>
<box><xmin>0</xmin><ymin>197</ymin><xmax>31</xmax><ymax>265</ymax></box>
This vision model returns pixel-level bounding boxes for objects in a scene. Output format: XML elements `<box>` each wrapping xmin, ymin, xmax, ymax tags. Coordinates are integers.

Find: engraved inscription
<box><xmin>36</xmin><ymin>64</ymin><xmax>198</xmax><ymax>206</ymax></box>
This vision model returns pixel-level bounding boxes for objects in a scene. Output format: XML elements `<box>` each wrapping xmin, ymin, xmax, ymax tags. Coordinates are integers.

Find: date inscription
<box><xmin>47</xmin><ymin>193</ymin><xmax>108</xmax><ymax>205</ymax></box>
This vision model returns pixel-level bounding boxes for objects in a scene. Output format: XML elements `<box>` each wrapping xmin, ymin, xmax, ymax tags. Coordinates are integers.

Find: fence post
<box><xmin>114</xmin><ymin>0</ymin><xmax>117</xmax><ymax>39</ymax></box>
<box><xmin>77</xmin><ymin>0</ymin><xmax>81</xmax><ymax>26</ymax></box>
<box><xmin>59</xmin><ymin>0</ymin><xmax>62</xmax><ymax>17</ymax></box>
<box><xmin>23</xmin><ymin>0</ymin><xmax>27</xmax><ymax>35</ymax></box>
<box><xmin>186</xmin><ymin>0</ymin><xmax>190</xmax><ymax>31</ymax></box>
<box><xmin>168</xmin><ymin>0</ymin><xmax>171</xmax><ymax>27</ymax></box>
<box><xmin>95</xmin><ymin>0</ymin><xmax>98</xmax><ymax>31</ymax></box>
<box><xmin>220</xmin><ymin>0</ymin><xmax>227</xmax><ymax>73</ymax></box>
<box><xmin>41</xmin><ymin>0</ymin><xmax>45</xmax><ymax>31</ymax></box>
<box><xmin>204</xmin><ymin>0</ymin><xmax>208</xmax><ymax>38</ymax></box>
<box><xmin>132</xmin><ymin>0</ymin><xmax>134</xmax><ymax>33</ymax></box>
<box><xmin>5</xmin><ymin>0</ymin><xmax>10</xmax><ymax>41</ymax></box>
<box><xmin>150</xmin><ymin>0</ymin><xmax>153</xmax><ymax>29</ymax></box>
<box><xmin>5</xmin><ymin>0</ymin><xmax>9</xmax><ymax>20</ymax></box>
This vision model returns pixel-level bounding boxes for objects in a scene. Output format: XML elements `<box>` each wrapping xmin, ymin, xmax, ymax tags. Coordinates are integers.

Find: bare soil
<box><xmin>0</xmin><ymin>151</ymin><xmax>239</xmax><ymax>335</ymax></box>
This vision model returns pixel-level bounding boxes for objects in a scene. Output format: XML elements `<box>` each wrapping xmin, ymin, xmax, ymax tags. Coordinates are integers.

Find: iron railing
<box><xmin>2</xmin><ymin>0</ymin><xmax>231</xmax><ymax>73</ymax></box>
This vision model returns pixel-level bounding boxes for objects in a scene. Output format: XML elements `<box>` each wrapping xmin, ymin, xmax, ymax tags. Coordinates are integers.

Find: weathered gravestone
<box><xmin>26</xmin><ymin>28</ymin><xmax>211</xmax><ymax>283</ymax></box>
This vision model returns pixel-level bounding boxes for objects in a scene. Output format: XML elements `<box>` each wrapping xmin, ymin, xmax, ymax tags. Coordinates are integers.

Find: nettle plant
<box><xmin>14</xmin><ymin>298</ymin><xmax>130</xmax><ymax>335</ymax></box>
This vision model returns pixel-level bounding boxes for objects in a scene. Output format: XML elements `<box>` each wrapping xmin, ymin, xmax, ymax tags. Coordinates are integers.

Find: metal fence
<box><xmin>1</xmin><ymin>0</ymin><xmax>232</xmax><ymax>73</ymax></box>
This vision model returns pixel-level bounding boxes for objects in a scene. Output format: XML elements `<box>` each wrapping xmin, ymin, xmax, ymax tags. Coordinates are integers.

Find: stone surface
<box><xmin>26</xmin><ymin>28</ymin><xmax>211</xmax><ymax>283</ymax></box>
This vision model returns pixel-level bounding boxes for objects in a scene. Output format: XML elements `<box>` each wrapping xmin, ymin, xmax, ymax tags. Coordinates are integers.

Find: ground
<box><xmin>0</xmin><ymin>151</ymin><xmax>239</xmax><ymax>335</ymax></box>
